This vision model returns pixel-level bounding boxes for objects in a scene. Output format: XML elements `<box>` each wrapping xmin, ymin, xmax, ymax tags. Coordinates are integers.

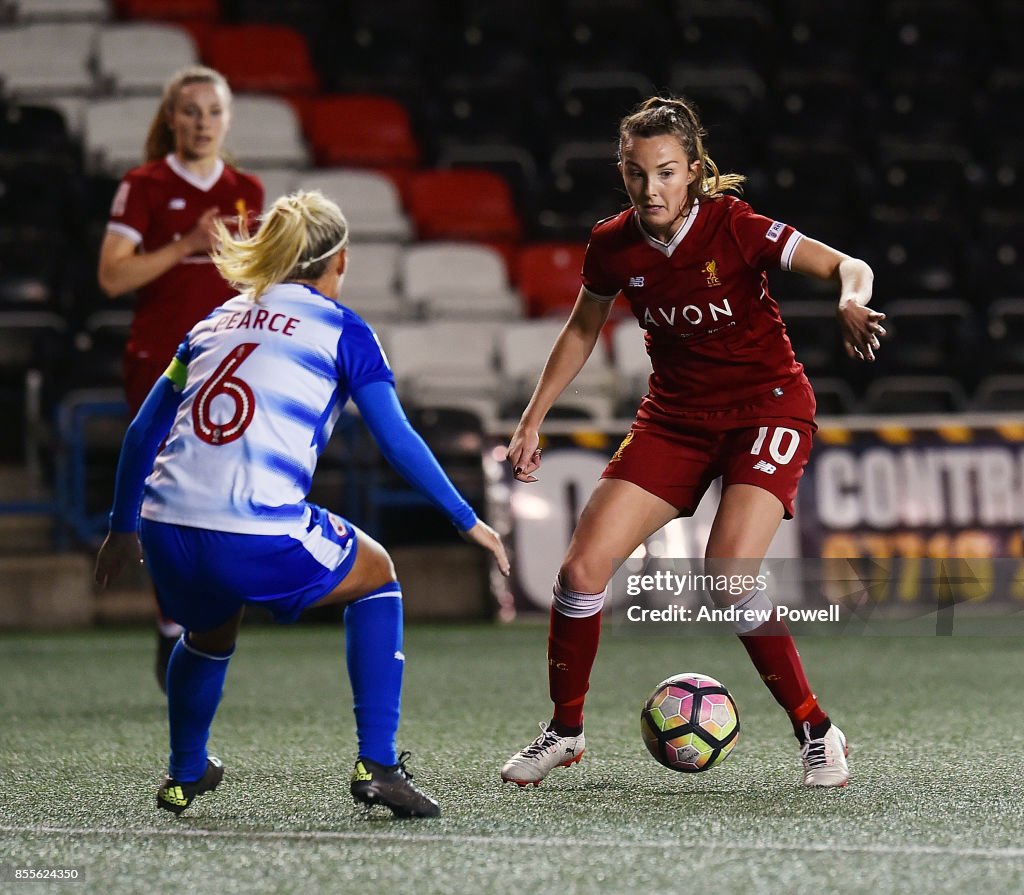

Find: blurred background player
<box><xmin>501</xmin><ymin>97</ymin><xmax>886</xmax><ymax>789</ymax></box>
<box><xmin>94</xmin><ymin>190</ymin><xmax>509</xmax><ymax>819</ymax></box>
<box><xmin>96</xmin><ymin>66</ymin><xmax>264</xmax><ymax>689</ymax></box>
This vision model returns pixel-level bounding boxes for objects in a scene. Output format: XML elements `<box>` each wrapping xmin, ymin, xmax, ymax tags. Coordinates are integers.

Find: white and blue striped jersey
<box><xmin>141</xmin><ymin>282</ymin><xmax>393</xmax><ymax>535</ymax></box>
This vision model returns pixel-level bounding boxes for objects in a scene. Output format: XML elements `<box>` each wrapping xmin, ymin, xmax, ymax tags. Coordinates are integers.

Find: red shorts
<box><xmin>602</xmin><ymin>380</ymin><xmax>817</xmax><ymax>519</ymax></box>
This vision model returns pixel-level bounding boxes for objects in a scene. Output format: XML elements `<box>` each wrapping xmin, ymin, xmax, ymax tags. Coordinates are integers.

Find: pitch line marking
<box><xmin>2</xmin><ymin>825</ymin><xmax>1023</xmax><ymax>860</ymax></box>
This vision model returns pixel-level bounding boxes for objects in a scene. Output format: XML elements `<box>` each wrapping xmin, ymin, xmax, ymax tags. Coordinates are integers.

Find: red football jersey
<box><xmin>583</xmin><ymin>195</ymin><xmax>806</xmax><ymax>413</ymax></box>
<box><xmin>107</xmin><ymin>154</ymin><xmax>263</xmax><ymax>365</ymax></box>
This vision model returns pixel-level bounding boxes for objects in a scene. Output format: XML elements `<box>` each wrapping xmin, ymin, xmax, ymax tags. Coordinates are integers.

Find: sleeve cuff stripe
<box><xmin>582</xmin><ymin>285</ymin><xmax>618</xmax><ymax>302</ymax></box>
<box><xmin>107</xmin><ymin>222</ymin><xmax>143</xmax><ymax>245</ymax></box>
<box><xmin>780</xmin><ymin>231</ymin><xmax>803</xmax><ymax>271</ymax></box>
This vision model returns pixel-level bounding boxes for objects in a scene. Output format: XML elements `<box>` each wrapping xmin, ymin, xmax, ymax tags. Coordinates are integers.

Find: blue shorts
<box><xmin>140</xmin><ymin>503</ymin><xmax>359</xmax><ymax>631</ymax></box>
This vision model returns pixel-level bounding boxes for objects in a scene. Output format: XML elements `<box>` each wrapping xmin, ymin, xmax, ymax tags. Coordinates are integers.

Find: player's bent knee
<box><xmin>558</xmin><ymin>557</ymin><xmax>611</xmax><ymax>597</ymax></box>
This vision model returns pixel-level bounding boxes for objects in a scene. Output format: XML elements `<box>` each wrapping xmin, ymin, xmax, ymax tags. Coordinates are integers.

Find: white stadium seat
<box><xmin>13</xmin><ymin>0</ymin><xmax>110</xmax><ymax>21</ymax></box>
<box><xmin>400</xmin><ymin>242</ymin><xmax>521</xmax><ymax>320</ymax></box>
<box><xmin>339</xmin><ymin>242</ymin><xmax>408</xmax><ymax>324</ymax></box>
<box><xmin>0</xmin><ymin>23</ymin><xmax>97</xmax><ymax>96</ymax></box>
<box><xmin>248</xmin><ymin>167</ymin><xmax>296</xmax><ymax>207</ymax></box>
<box><xmin>225</xmin><ymin>95</ymin><xmax>309</xmax><ymax>169</ymax></box>
<box><xmin>294</xmin><ymin>168</ymin><xmax>411</xmax><ymax>242</ymax></box>
<box><xmin>96</xmin><ymin>23</ymin><xmax>197</xmax><ymax>94</ymax></box>
<box><xmin>82</xmin><ymin>96</ymin><xmax>154</xmax><ymax>174</ymax></box>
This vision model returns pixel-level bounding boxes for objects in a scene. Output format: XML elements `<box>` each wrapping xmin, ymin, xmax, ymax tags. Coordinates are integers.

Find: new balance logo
<box><xmin>628</xmin><ymin>276</ymin><xmax>645</xmax><ymax>287</ymax></box>
<box><xmin>753</xmin><ymin>460</ymin><xmax>777</xmax><ymax>474</ymax></box>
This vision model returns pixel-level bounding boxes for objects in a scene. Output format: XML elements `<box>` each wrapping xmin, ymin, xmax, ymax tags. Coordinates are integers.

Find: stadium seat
<box><xmin>301</xmin><ymin>94</ymin><xmax>419</xmax><ymax>170</ymax></box>
<box><xmin>553</xmin><ymin>0</ymin><xmax>671</xmax><ymax>72</ymax></box>
<box><xmin>972</xmin><ymin>374</ymin><xmax>1024</xmax><ymax>412</ymax></box>
<box><xmin>767</xmin><ymin>70</ymin><xmax>866</xmax><ymax>149</ymax></box>
<box><xmin>778</xmin><ymin>301</ymin><xmax>845</xmax><ymax>377</ymax></box>
<box><xmin>338</xmin><ymin>242</ymin><xmax>407</xmax><ymax>323</ymax></box>
<box><xmin>498</xmin><ymin>318</ymin><xmax>611</xmax><ymax>420</ymax></box>
<box><xmin>985</xmin><ymin>298</ymin><xmax>1024</xmax><ymax>374</ymax></box>
<box><xmin>873</xmin><ymin>76</ymin><xmax>973</xmax><ymax>146</ymax></box>
<box><xmin>668</xmin><ymin>64</ymin><xmax>766</xmax><ymax>121</ymax></box>
<box><xmin>515</xmin><ymin>242</ymin><xmax>587</xmax><ymax>318</ymax></box>
<box><xmin>400</xmin><ymin>242</ymin><xmax>520</xmax><ymax>321</ymax></box>
<box><xmin>95</xmin><ymin>22</ymin><xmax>197</xmax><ymax>94</ymax></box>
<box><xmin>13</xmin><ymin>0</ymin><xmax>110</xmax><ymax>21</ymax></box>
<box><xmin>435</xmin><ymin>143</ymin><xmax>541</xmax><ymax>222</ymax></box>
<box><xmin>205</xmin><ymin>24</ymin><xmax>318</xmax><ymax>94</ymax></box>
<box><xmin>808</xmin><ymin>377</ymin><xmax>858</xmax><ymax>416</ymax></box>
<box><xmin>248</xmin><ymin>167</ymin><xmax>295</xmax><ymax>207</ymax></box>
<box><xmin>863</xmin><ymin>376</ymin><xmax>967</xmax><ymax>415</ymax></box>
<box><xmin>538</xmin><ymin>141</ymin><xmax>626</xmax><ymax>241</ymax></box>
<box><xmin>75</xmin><ymin>308</ymin><xmax>132</xmax><ymax>388</ymax></box>
<box><xmin>225</xmin><ymin>95</ymin><xmax>309</xmax><ymax>168</ymax></box>
<box><xmin>877</xmin><ymin>298</ymin><xmax>975</xmax><ymax>377</ymax></box>
<box><xmin>874</xmin><ymin>142</ymin><xmax>975</xmax><ymax>218</ymax></box>
<box><xmin>82</xmin><ymin>97</ymin><xmax>155</xmax><ymax>175</ymax></box>
<box><xmin>0</xmin><ymin>309</ymin><xmax>68</xmax><ymax>458</ymax></box>
<box><xmin>549</xmin><ymin>69</ymin><xmax>656</xmax><ymax>144</ymax></box>
<box><xmin>0</xmin><ymin>23</ymin><xmax>97</xmax><ymax>96</ymax></box>
<box><xmin>406</xmin><ymin>169</ymin><xmax>521</xmax><ymax>244</ymax></box>
<box><xmin>293</xmin><ymin>168</ymin><xmax>411</xmax><ymax>242</ymax></box>
<box><xmin>971</xmin><ymin>220</ymin><xmax>1024</xmax><ymax>304</ymax></box>
<box><xmin>671</xmin><ymin>0</ymin><xmax>774</xmax><ymax>72</ymax></box>
<box><xmin>878</xmin><ymin>0</ymin><xmax>978</xmax><ymax>80</ymax></box>
<box><xmin>114</xmin><ymin>0</ymin><xmax>218</xmax><ymax>21</ymax></box>
<box><xmin>0</xmin><ymin>103</ymin><xmax>79</xmax><ymax>166</ymax></box>
<box><xmin>430</xmin><ymin>73</ymin><xmax>542</xmax><ymax>156</ymax></box>
<box><xmin>609</xmin><ymin>318</ymin><xmax>651</xmax><ymax>415</ymax></box>
<box><xmin>864</xmin><ymin>216</ymin><xmax>968</xmax><ymax>297</ymax></box>
<box><xmin>762</xmin><ymin>142</ymin><xmax>870</xmax><ymax>228</ymax></box>
<box><xmin>775</xmin><ymin>0</ymin><xmax>869</xmax><ymax>73</ymax></box>
<box><xmin>383</xmin><ymin>319</ymin><xmax>502</xmax><ymax>422</ymax></box>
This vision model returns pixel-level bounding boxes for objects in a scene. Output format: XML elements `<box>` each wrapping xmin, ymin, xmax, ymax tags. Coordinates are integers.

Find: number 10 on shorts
<box><xmin>750</xmin><ymin>426</ymin><xmax>800</xmax><ymax>466</ymax></box>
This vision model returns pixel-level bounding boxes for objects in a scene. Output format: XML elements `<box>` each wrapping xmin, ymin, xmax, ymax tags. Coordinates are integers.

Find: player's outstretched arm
<box><xmin>507</xmin><ymin>290</ymin><xmax>614</xmax><ymax>482</ymax></box>
<box><xmin>94</xmin><ymin>373</ymin><xmax>183</xmax><ymax>587</ymax></box>
<box><xmin>789</xmin><ymin>237</ymin><xmax>886</xmax><ymax>362</ymax></box>
<box><xmin>352</xmin><ymin>380</ymin><xmax>509</xmax><ymax>576</ymax></box>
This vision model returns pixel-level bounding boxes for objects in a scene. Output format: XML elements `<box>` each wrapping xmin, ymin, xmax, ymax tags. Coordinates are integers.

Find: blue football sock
<box><xmin>344</xmin><ymin>582</ymin><xmax>404</xmax><ymax>766</ymax></box>
<box><xmin>166</xmin><ymin>635</ymin><xmax>232</xmax><ymax>781</ymax></box>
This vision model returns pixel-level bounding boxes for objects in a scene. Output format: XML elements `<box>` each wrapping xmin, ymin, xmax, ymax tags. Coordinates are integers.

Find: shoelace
<box><xmin>799</xmin><ymin>721</ymin><xmax>830</xmax><ymax>769</ymax></box>
<box><xmin>520</xmin><ymin>723</ymin><xmax>562</xmax><ymax>759</ymax></box>
<box><xmin>395</xmin><ymin>750</ymin><xmax>415</xmax><ymax>780</ymax></box>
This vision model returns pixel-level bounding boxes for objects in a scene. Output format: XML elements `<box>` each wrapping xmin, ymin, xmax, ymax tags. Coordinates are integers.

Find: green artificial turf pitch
<box><xmin>2</xmin><ymin>624</ymin><xmax>1023</xmax><ymax>894</ymax></box>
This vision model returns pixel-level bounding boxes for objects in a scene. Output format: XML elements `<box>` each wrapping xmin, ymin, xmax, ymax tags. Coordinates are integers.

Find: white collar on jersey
<box><xmin>165</xmin><ymin>153</ymin><xmax>225</xmax><ymax>192</ymax></box>
<box><xmin>634</xmin><ymin>197</ymin><xmax>700</xmax><ymax>258</ymax></box>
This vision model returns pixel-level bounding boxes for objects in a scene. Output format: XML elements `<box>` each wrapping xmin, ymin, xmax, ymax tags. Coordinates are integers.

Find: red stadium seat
<box><xmin>204</xmin><ymin>24</ymin><xmax>318</xmax><ymax>94</ymax></box>
<box><xmin>516</xmin><ymin>242</ymin><xmax>587</xmax><ymax>317</ymax></box>
<box><xmin>406</xmin><ymin>169</ymin><xmax>521</xmax><ymax>244</ymax></box>
<box><xmin>302</xmin><ymin>94</ymin><xmax>420</xmax><ymax>170</ymax></box>
<box><xmin>116</xmin><ymin>0</ymin><xmax>219</xmax><ymax>21</ymax></box>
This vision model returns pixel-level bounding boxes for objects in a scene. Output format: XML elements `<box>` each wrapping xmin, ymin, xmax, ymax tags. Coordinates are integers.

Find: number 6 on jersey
<box><xmin>192</xmin><ymin>342</ymin><xmax>259</xmax><ymax>445</ymax></box>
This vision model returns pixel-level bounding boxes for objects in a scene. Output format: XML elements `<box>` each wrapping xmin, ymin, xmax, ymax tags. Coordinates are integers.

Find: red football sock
<box><xmin>737</xmin><ymin>616</ymin><xmax>827</xmax><ymax>737</ymax></box>
<box><xmin>548</xmin><ymin>606</ymin><xmax>602</xmax><ymax>733</ymax></box>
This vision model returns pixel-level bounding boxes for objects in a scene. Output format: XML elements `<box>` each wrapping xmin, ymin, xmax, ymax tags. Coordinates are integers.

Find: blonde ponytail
<box><xmin>212</xmin><ymin>190</ymin><xmax>349</xmax><ymax>301</ymax></box>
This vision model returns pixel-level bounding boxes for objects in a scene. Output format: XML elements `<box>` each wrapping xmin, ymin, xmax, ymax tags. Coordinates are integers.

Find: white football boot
<box><xmin>501</xmin><ymin>722</ymin><xmax>586</xmax><ymax>787</ymax></box>
<box><xmin>800</xmin><ymin>722</ymin><xmax>850</xmax><ymax>787</ymax></box>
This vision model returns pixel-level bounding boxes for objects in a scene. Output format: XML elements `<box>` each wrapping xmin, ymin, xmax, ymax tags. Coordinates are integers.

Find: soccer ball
<box><xmin>640</xmin><ymin>672</ymin><xmax>740</xmax><ymax>772</ymax></box>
